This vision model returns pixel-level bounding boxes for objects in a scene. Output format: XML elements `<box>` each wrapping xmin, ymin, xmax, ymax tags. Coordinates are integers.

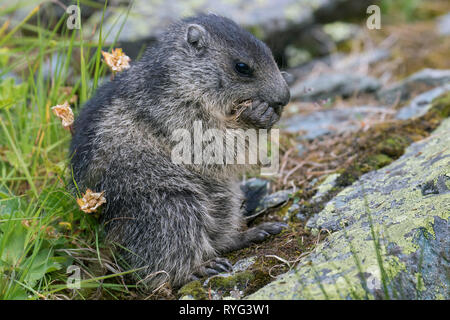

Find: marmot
<box><xmin>70</xmin><ymin>14</ymin><xmax>290</xmax><ymax>289</ymax></box>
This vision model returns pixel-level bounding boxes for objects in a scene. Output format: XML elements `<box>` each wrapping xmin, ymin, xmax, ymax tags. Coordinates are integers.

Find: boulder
<box><xmin>290</xmin><ymin>72</ymin><xmax>381</xmax><ymax>102</ymax></box>
<box><xmin>254</xmin><ymin>190</ymin><xmax>292</xmax><ymax>213</ymax></box>
<box><xmin>240</xmin><ymin>178</ymin><xmax>269</xmax><ymax>220</ymax></box>
<box><xmin>248</xmin><ymin>117</ymin><xmax>450</xmax><ymax>300</ymax></box>
<box><xmin>396</xmin><ymin>84</ymin><xmax>450</xmax><ymax>120</ymax></box>
<box><xmin>288</xmin><ymin>49</ymin><xmax>390</xmax><ymax>83</ymax></box>
<box><xmin>311</xmin><ymin>173</ymin><xmax>340</xmax><ymax>203</ymax></box>
<box><xmin>86</xmin><ymin>0</ymin><xmax>377</xmax><ymax>60</ymax></box>
<box><xmin>280</xmin><ymin>106</ymin><xmax>392</xmax><ymax>140</ymax></box>
<box><xmin>436</xmin><ymin>12</ymin><xmax>450</xmax><ymax>36</ymax></box>
<box><xmin>378</xmin><ymin>69</ymin><xmax>450</xmax><ymax>105</ymax></box>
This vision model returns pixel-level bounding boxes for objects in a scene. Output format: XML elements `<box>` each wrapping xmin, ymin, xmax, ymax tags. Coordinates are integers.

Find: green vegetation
<box><xmin>380</xmin><ymin>0</ymin><xmax>423</xmax><ymax>22</ymax></box>
<box><xmin>0</xmin><ymin>2</ymin><xmax>139</xmax><ymax>300</ymax></box>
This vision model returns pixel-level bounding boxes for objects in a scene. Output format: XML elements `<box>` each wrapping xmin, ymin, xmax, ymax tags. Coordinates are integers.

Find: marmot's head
<box><xmin>157</xmin><ymin>14</ymin><xmax>290</xmax><ymax>123</ymax></box>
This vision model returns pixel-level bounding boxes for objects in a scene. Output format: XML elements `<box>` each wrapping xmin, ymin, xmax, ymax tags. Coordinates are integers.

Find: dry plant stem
<box><xmin>232</xmin><ymin>100</ymin><xmax>252</xmax><ymax>120</ymax></box>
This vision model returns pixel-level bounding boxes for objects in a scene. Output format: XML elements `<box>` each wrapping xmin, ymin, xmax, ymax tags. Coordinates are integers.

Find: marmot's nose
<box><xmin>272</xmin><ymin>84</ymin><xmax>290</xmax><ymax>108</ymax></box>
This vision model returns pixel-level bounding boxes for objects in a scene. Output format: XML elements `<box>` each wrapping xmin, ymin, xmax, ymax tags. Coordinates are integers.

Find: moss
<box><xmin>276</xmin><ymin>201</ymin><xmax>292</xmax><ymax>219</ymax></box>
<box><xmin>430</xmin><ymin>93</ymin><xmax>450</xmax><ymax>118</ymax></box>
<box><xmin>336</xmin><ymin>92</ymin><xmax>450</xmax><ymax>188</ymax></box>
<box><xmin>364</xmin><ymin>154</ymin><xmax>393</xmax><ymax>171</ymax></box>
<box><xmin>178</xmin><ymin>280</ymin><xmax>208</xmax><ymax>300</ymax></box>
<box><xmin>376</xmin><ymin>135</ymin><xmax>410</xmax><ymax>157</ymax></box>
<box><xmin>208</xmin><ymin>271</ymin><xmax>254</xmax><ymax>291</ymax></box>
<box><xmin>243</xmin><ymin>269</ymin><xmax>273</xmax><ymax>296</ymax></box>
<box><xmin>336</xmin><ymin>163</ymin><xmax>368</xmax><ymax>187</ymax></box>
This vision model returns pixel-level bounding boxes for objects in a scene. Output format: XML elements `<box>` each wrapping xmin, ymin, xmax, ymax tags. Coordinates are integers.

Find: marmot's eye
<box><xmin>235</xmin><ymin>62</ymin><xmax>252</xmax><ymax>76</ymax></box>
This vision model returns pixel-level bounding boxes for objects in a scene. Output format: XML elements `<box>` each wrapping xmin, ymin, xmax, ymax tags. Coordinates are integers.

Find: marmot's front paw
<box><xmin>239</xmin><ymin>100</ymin><xmax>282</xmax><ymax>129</ymax></box>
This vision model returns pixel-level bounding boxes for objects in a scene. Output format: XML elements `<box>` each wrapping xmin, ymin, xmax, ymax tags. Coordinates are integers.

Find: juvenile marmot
<box><xmin>70</xmin><ymin>14</ymin><xmax>290</xmax><ymax>289</ymax></box>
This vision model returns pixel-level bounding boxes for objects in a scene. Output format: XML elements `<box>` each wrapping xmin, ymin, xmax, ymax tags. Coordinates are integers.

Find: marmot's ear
<box><xmin>186</xmin><ymin>24</ymin><xmax>207</xmax><ymax>51</ymax></box>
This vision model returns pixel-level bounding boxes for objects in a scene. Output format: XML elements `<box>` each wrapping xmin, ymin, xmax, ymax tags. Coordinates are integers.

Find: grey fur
<box><xmin>70</xmin><ymin>14</ymin><xmax>290</xmax><ymax>289</ymax></box>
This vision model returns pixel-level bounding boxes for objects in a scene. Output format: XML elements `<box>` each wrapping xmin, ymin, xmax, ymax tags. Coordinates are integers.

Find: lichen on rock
<box><xmin>248</xmin><ymin>116</ymin><xmax>450</xmax><ymax>300</ymax></box>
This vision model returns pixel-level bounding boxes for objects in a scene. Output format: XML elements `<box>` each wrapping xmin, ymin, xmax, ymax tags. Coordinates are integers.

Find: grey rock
<box><xmin>87</xmin><ymin>0</ymin><xmax>314</xmax><ymax>59</ymax></box>
<box><xmin>396</xmin><ymin>84</ymin><xmax>450</xmax><ymax>120</ymax></box>
<box><xmin>334</xmin><ymin>49</ymin><xmax>390</xmax><ymax>71</ymax></box>
<box><xmin>242</xmin><ymin>178</ymin><xmax>269</xmax><ymax>192</ymax></box>
<box><xmin>288</xmin><ymin>49</ymin><xmax>390</xmax><ymax>83</ymax></box>
<box><xmin>86</xmin><ymin>0</ymin><xmax>377</xmax><ymax>60</ymax></box>
<box><xmin>231</xmin><ymin>256</ymin><xmax>257</xmax><ymax>273</ymax></box>
<box><xmin>295</xmin><ymin>212</ymin><xmax>308</xmax><ymax>222</ymax></box>
<box><xmin>280</xmin><ymin>105</ymin><xmax>392</xmax><ymax>140</ymax></box>
<box><xmin>311</xmin><ymin>173</ymin><xmax>340</xmax><ymax>203</ymax></box>
<box><xmin>419</xmin><ymin>174</ymin><xmax>450</xmax><ymax>196</ymax></box>
<box><xmin>248</xmin><ymin>117</ymin><xmax>450</xmax><ymax>299</ymax></box>
<box><xmin>436</xmin><ymin>12</ymin><xmax>450</xmax><ymax>36</ymax></box>
<box><xmin>241</xmin><ymin>178</ymin><xmax>269</xmax><ymax>218</ymax></box>
<box><xmin>283</xmin><ymin>203</ymin><xmax>308</xmax><ymax>223</ymax></box>
<box><xmin>378</xmin><ymin>68</ymin><xmax>450</xmax><ymax>105</ymax></box>
<box><xmin>241</xmin><ymin>179</ymin><xmax>292</xmax><ymax>220</ymax></box>
<box><xmin>202</xmin><ymin>257</ymin><xmax>257</xmax><ymax>300</ymax></box>
<box><xmin>407</xmin><ymin>68</ymin><xmax>450</xmax><ymax>86</ymax></box>
<box><xmin>290</xmin><ymin>72</ymin><xmax>381</xmax><ymax>102</ymax></box>
<box><xmin>254</xmin><ymin>189</ymin><xmax>292</xmax><ymax>213</ymax></box>
<box><xmin>296</xmin><ymin>143</ymin><xmax>306</xmax><ymax>156</ymax></box>
<box><xmin>288</xmin><ymin>53</ymin><xmax>345</xmax><ymax>82</ymax></box>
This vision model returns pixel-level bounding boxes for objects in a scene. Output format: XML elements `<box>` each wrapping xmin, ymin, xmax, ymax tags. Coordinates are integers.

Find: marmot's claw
<box><xmin>211</xmin><ymin>257</ymin><xmax>233</xmax><ymax>272</ymax></box>
<box><xmin>193</xmin><ymin>257</ymin><xmax>233</xmax><ymax>278</ymax></box>
<box><xmin>205</xmin><ymin>268</ymin><xmax>220</xmax><ymax>276</ymax></box>
<box><xmin>214</xmin><ymin>263</ymin><xmax>231</xmax><ymax>273</ymax></box>
<box><xmin>192</xmin><ymin>266</ymin><xmax>217</xmax><ymax>278</ymax></box>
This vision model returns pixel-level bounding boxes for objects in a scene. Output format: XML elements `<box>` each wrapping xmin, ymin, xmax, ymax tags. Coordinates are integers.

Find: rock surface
<box><xmin>378</xmin><ymin>69</ymin><xmax>450</xmax><ymax>105</ymax></box>
<box><xmin>254</xmin><ymin>189</ymin><xmax>292</xmax><ymax>213</ymax></box>
<box><xmin>248</xmin><ymin>117</ymin><xmax>450</xmax><ymax>300</ymax></box>
<box><xmin>436</xmin><ymin>12</ymin><xmax>450</xmax><ymax>36</ymax></box>
<box><xmin>241</xmin><ymin>178</ymin><xmax>270</xmax><ymax>218</ymax></box>
<box><xmin>396</xmin><ymin>84</ymin><xmax>450</xmax><ymax>120</ymax></box>
<box><xmin>290</xmin><ymin>72</ymin><xmax>381</xmax><ymax>102</ymax></box>
<box><xmin>288</xmin><ymin>49</ymin><xmax>390</xmax><ymax>83</ymax></box>
<box><xmin>311</xmin><ymin>173</ymin><xmax>340</xmax><ymax>203</ymax></box>
<box><xmin>87</xmin><ymin>0</ymin><xmax>376</xmax><ymax>59</ymax></box>
<box><xmin>281</xmin><ymin>106</ymin><xmax>393</xmax><ymax>140</ymax></box>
